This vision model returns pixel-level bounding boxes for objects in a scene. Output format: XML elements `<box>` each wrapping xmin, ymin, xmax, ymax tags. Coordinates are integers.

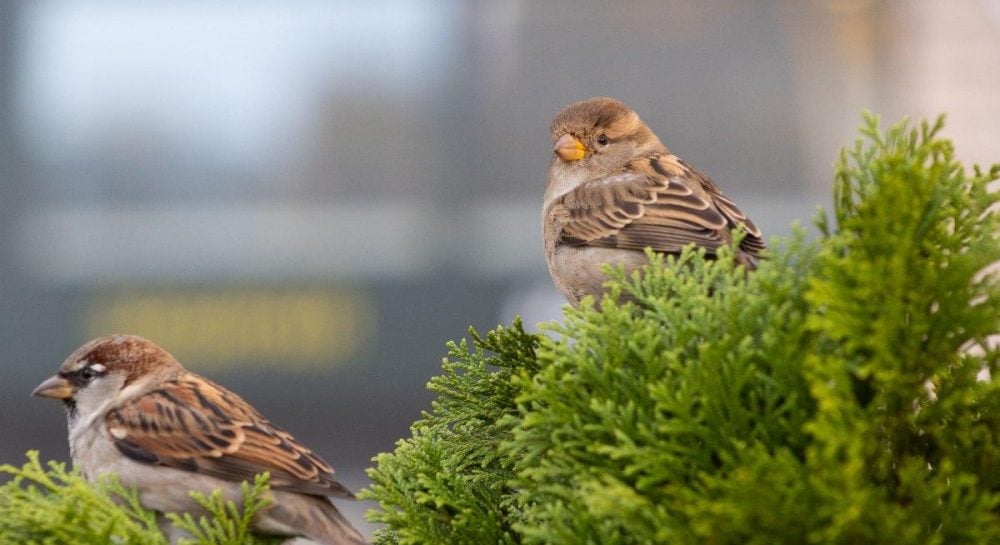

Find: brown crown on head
<box><xmin>63</xmin><ymin>335</ymin><xmax>183</xmax><ymax>385</ymax></box>
<box><xmin>551</xmin><ymin>97</ymin><xmax>629</xmax><ymax>132</ymax></box>
<box><xmin>550</xmin><ymin>97</ymin><xmax>653</xmax><ymax>144</ymax></box>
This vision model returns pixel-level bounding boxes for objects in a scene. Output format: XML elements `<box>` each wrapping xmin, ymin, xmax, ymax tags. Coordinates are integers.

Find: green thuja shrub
<box><xmin>0</xmin><ymin>451</ymin><xmax>281</xmax><ymax>545</ymax></box>
<box><xmin>363</xmin><ymin>114</ymin><xmax>1000</xmax><ymax>544</ymax></box>
<box><xmin>365</xmin><ymin>322</ymin><xmax>540</xmax><ymax>545</ymax></box>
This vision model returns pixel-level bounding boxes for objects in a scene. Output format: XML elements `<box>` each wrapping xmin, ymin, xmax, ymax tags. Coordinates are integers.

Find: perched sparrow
<box><xmin>32</xmin><ymin>335</ymin><xmax>365</xmax><ymax>545</ymax></box>
<box><xmin>543</xmin><ymin>97</ymin><xmax>766</xmax><ymax>305</ymax></box>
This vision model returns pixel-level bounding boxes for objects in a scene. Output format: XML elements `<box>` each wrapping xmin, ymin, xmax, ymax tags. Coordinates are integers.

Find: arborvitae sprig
<box><xmin>510</xmin><ymin>236</ymin><xmax>820</xmax><ymax>545</ymax></box>
<box><xmin>805</xmin><ymin>113</ymin><xmax>1000</xmax><ymax>543</ymax></box>
<box><xmin>166</xmin><ymin>474</ymin><xmax>282</xmax><ymax>545</ymax></box>
<box><xmin>0</xmin><ymin>451</ymin><xmax>166</xmax><ymax>544</ymax></box>
<box><xmin>0</xmin><ymin>451</ymin><xmax>281</xmax><ymax>545</ymax></box>
<box><xmin>361</xmin><ymin>319</ymin><xmax>540</xmax><ymax>545</ymax></box>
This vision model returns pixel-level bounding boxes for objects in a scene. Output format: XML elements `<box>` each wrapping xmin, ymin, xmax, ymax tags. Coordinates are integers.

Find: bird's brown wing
<box><xmin>553</xmin><ymin>153</ymin><xmax>765</xmax><ymax>258</ymax></box>
<box><xmin>666</xmin><ymin>155</ymin><xmax>767</xmax><ymax>255</ymax></box>
<box><xmin>105</xmin><ymin>374</ymin><xmax>354</xmax><ymax>499</ymax></box>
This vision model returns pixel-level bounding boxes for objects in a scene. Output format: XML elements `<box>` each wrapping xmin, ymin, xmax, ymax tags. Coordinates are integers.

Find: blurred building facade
<box><xmin>1</xmin><ymin>0</ymin><xmax>998</xmax><ymax>534</ymax></box>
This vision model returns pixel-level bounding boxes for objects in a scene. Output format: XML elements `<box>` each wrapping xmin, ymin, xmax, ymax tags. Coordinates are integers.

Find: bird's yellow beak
<box><xmin>32</xmin><ymin>375</ymin><xmax>73</xmax><ymax>400</ymax></box>
<box><xmin>554</xmin><ymin>134</ymin><xmax>586</xmax><ymax>162</ymax></box>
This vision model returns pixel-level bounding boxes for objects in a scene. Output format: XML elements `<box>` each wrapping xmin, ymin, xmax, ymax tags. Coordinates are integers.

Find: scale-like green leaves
<box><xmin>0</xmin><ymin>451</ymin><xmax>281</xmax><ymax>545</ymax></box>
<box><xmin>365</xmin><ymin>115</ymin><xmax>1000</xmax><ymax>544</ymax></box>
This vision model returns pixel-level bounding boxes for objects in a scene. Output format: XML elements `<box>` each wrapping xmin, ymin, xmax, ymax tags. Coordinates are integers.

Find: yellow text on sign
<box><xmin>84</xmin><ymin>288</ymin><xmax>374</xmax><ymax>372</ymax></box>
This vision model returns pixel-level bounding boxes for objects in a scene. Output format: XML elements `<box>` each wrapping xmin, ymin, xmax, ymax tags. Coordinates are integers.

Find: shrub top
<box><xmin>364</xmin><ymin>114</ymin><xmax>1000</xmax><ymax>545</ymax></box>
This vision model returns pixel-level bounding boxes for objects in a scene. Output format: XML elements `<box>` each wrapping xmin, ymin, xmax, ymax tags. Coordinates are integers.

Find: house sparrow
<box><xmin>32</xmin><ymin>334</ymin><xmax>366</xmax><ymax>545</ymax></box>
<box><xmin>543</xmin><ymin>97</ymin><xmax>766</xmax><ymax>306</ymax></box>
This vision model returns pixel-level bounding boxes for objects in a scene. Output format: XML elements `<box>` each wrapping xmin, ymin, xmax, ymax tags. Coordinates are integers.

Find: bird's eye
<box><xmin>597</xmin><ymin>134</ymin><xmax>609</xmax><ymax>146</ymax></box>
<box><xmin>79</xmin><ymin>367</ymin><xmax>99</xmax><ymax>381</ymax></box>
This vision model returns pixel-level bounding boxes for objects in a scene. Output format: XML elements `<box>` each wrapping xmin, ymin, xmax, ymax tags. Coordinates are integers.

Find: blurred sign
<box><xmin>83</xmin><ymin>286</ymin><xmax>374</xmax><ymax>371</ymax></box>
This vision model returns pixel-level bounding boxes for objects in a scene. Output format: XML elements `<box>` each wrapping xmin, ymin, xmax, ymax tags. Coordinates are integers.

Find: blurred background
<box><xmin>1</xmin><ymin>0</ymin><xmax>998</xmax><ymax>535</ymax></box>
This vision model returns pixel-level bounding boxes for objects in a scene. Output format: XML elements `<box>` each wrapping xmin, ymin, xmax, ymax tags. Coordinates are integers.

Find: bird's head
<box><xmin>32</xmin><ymin>334</ymin><xmax>182</xmax><ymax>419</ymax></box>
<box><xmin>549</xmin><ymin>97</ymin><xmax>664</xmax><ymax>176</ymax></box>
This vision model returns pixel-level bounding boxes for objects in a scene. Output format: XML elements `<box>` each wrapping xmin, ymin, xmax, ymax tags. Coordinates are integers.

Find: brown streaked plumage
<box><xmin>105</xmin><ymin>374</ymin><xmax>355</xmax><ymax>499</ymax></box>
<box><xmin>32</xmin><ymin>334</ymin><xmax>365</xmax><ymax>545</ymax></box>
<box><xmin>544</xmin><ymin>97</ymin><xmax>765</xmax><ymax>305</ymax></box>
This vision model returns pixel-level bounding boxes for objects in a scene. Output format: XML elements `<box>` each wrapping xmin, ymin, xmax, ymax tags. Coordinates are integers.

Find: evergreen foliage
<box><xmin>2</xmin><ymin>114</ymin><xmax>998</xmax><ymax>544</ymax></box>
<box><xmin>363</xmin><ymin>114</ymin><xmax>1000</xmax><ymax>544</ymax></box>
<box><xmin>364</xmin><ymin>322</ymin><xmax>540</xmax><ymax>545</ymax></box>
<box><xmin>0</xmin><ymin>451</ymin><xmax>280</xmax><ymax>545</ymax></box>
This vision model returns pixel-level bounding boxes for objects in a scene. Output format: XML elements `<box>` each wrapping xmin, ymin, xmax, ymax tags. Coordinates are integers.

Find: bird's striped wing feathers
<box><xmin>105</xmin><ymin>374</ymin><xmax>354</xmax><ymax>499</ymax></box>
<box><xmin>555</xmin><ymin>154</ymin><xmax>765</xmax><ymax>259</ymax></box>
<box><xmin>557</xmin><ymin>173</ymin><xmax>661</xmax><ymax>242</ymax></box>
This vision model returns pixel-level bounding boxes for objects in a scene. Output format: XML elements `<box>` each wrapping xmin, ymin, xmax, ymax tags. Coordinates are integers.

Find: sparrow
<box><xmin>543</xmin><ymin>97</ymin><xmax>766</xmax><ymax>306</ymax></box>
<box><xmin>32</xmin><ymin>334</ymin><xmax>366</xmax><ymax>545</ymax></box>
